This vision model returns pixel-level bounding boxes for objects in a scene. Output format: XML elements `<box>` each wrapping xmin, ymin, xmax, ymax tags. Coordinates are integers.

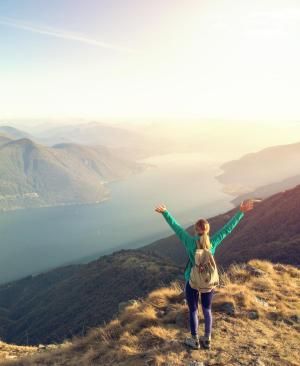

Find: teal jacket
<box><xmin>161</xmin><ymin>209</ymin><xmax>244</xmax><ymax>281</ymax></box>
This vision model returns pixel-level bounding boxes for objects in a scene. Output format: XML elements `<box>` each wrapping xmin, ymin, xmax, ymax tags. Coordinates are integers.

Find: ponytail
<box><xmin>197</xmin><ymin>231</ymin><xmax>212</xmax><ymax>250</ymax></box>
<box><xmin>195</xmin><ymin>219</ymin><xmax>211</xmax><ymax>250</ymax></box>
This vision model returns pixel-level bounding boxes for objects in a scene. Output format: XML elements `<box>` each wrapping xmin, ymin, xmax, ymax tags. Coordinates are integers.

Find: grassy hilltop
<box><xmin>0</xmin><ymin>259</ymin><xmax>299</xmax><ymax>366</ymax></box>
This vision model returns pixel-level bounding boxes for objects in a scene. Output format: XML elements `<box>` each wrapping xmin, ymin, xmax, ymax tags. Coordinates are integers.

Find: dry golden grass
<box><xmin>1</xmin><ymin>260</ymin><xmax>299</xmax><ymax>366</ymax></box>
<box><xmin>147</xmin><ymin>282</ymin><xmax>184</xmax><ymax>308</ymax></box>
<box><xmin>0</xmin><ymin>342</ymin><xmax>38</xmax><ymax>362</ymax></box>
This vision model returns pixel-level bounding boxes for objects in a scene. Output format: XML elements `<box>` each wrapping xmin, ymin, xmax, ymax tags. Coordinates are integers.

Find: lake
<box><xmin>0</xmin><ymin>152</ymin><xmax>234</xmax><ymax>283</ymax></box>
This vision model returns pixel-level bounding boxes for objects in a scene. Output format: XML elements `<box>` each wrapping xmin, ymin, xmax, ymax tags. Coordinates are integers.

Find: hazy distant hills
<box><xmin>231</xmin><ymin>173</ymin><xmax>300</xmax><ymax>205</ymax></box>
<box><xmin>34</xmin><ymin>122</ymin><xmax>175</xmax><ymax>159</ymax></box>
<box><xmin>0</xmin><ymin>250</ymin><xmax>180</xmax><ymax>345</ymax></box>
<box><xmin>0</xmin><ymin>126</ymin><xmax>32</xmax><ymax>140</ymax></box>
<box><xmin>142</xmin><ymin>184</ymin><xmax>300</xmax><ymax>269</ymax></box>
<box><xmin>0</xmin><ymin>123</ymin><xmax>176</xmax><ymax>160</ymax></box>
<box><xmin>0</xmin><ymin>136</ymin><xmax>148</xmax><ymax>211</ymax></box>
<box><xmin>215</xmin><ymin>141</ymin><xmax>300</xmax><ymax>196</ymax></box>
<box><xmin>37</xmin><ymin>122</ymin><xmax>146</xmax><ymax>147</ymax></box>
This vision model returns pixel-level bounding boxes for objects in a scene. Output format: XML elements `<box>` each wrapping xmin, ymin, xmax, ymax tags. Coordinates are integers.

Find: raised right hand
<box><xmin>155</xmin><ymin>204</ymin><xmax>167</xmax><ymax>213</ymax></box>
<box><xmin>240</xmin><ymin>199</ymin><xmax>255</xmax><ymax>213</ymax></box>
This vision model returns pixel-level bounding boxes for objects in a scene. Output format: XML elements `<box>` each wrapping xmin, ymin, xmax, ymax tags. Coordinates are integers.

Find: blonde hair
<box><xmin>194</xmin><ymin>218</ymin><xmax>211</xmax><ymax>250</ymax></box>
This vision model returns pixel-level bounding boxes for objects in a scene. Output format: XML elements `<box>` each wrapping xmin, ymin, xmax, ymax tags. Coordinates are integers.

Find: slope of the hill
<box><xmin>2</xmin><ymin>260</ymin><xmax>299</xmax><ymax>366</ymax></box>
<box><xmin>142</xmin><ymin>184</ymin><xmax>300</xmax><ymax>269</ymax></box>
<box><xmin>0</xmin><ymin>137</ymin><xmax>148</xmax><ymax>211</ymax></box>
<box><xmin>0</xmin><ymin>250</ymin><xmax>181</xmax><ymax>345</ymax></box>
<box><xmin>215</xmin><ymin>141</ymin><xmax>300</xmax><ymax>196</ymax></box>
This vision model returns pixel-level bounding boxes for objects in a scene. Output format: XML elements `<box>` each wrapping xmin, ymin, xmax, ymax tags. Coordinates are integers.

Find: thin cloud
<box><xmin>0</xmin><ymin>16</ymin><xmax>136</xmax><ymax>53</ymax></box>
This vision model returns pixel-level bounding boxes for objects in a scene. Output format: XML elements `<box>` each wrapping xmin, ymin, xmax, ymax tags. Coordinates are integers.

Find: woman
<box><xmin>155</xmin><ymin>200</ymin><xmax>254</xmax><ymax>350</ymax></box>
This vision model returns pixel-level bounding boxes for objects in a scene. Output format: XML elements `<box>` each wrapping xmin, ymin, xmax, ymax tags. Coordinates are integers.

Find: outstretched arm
<box><xmin>155</xmin><ymin>204</ymin><xmax>194</xmax><ymax>251</ymax></box>
<box><xmin>210</xmin><ymin>199</ymin><xmax>254</xmax><ymax>254</ymax></box>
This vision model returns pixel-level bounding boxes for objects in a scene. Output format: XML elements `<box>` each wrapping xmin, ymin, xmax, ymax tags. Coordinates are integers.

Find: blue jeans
<box><xmin>185</xmin><ymin>281</ymin><xmax>215</xmax><ymax>337</ymax></box>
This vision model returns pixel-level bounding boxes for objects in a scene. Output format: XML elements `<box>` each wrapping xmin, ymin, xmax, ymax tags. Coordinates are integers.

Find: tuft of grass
<box><xmin>120</xmin><ymin>303</ymin><xmax>158</xmax><ymax>332</ymax></box>
<box><xmin>139</xmin><ymin>326</ymin><xmax>179</xmax><ymax>347</ymax></box>
<box><xmin>147</xmin><ymin>281</ymin><xmax>184</xmax><ymax>309</ymax></box>
<box><xmin>250</xmin><ymin>276</ymin><xmax>275</xmax><ymax>292</ymax></box>
<box><xmin>162</xmin><ymin>303</ymin><xmax>188</xmax><ymax>326</ymax></box>
<box><xmin>226</xmin><ymin>263</ymin><xmax>251</xmax><ymax>284</ymax></box>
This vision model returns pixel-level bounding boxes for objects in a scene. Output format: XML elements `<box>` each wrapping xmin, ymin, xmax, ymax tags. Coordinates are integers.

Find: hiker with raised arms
<box><xmin>155</xmin><ymin>199</ymin><xmax>255</xmax><ymax>350</ymax></box>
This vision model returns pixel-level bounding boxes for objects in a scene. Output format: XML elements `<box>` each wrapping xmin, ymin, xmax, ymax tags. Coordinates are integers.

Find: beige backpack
<box><xmin>189</xmin><ymin>248</ymin><xmax>219</xmax><ymax>293</ymax></box>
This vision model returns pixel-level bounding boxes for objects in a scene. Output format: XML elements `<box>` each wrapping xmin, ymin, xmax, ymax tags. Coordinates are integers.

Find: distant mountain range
<box><xmin>37</xmin><ymin>122</ymin><xmax>150</xmax><ymax>148</ymax></box>
<box><xmin>0</xmin><ymin>122</ymin><xmax>183</xmax><ymax>161</ymax></box>
<box><xmin>0</xmin><ymin>136</ymin><xmax>149</xmax><ymax>211</ymax></box>
<box><xmin>215</xmin><ymin>141</ymin><xmax>300</xmax><ymax>197</ymax></box>
<box><xmin>0</xmin><ymin>123</ymin><xmax>147</xmax><ymax>149</ymax></box>
<box><xmin>26</xmin><ymin>122</ymin><xmax>175</xmax><ymax>159</ymax></box>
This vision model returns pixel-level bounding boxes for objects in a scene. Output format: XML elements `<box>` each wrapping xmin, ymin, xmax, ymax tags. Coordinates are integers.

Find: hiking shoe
<box><xmin>184</xmin><ymin>335</ymin><xmax>200</xmax><ymax>350</ymax></box>
<box><xmin>199</xmin><ymin>335</ymin><xmax>211</xmax><ymax>350</ymax></box>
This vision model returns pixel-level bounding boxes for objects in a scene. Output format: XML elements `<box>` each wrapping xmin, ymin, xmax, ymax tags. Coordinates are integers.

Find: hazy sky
<box><xmin>0</xmin><ymin>0</ymin><xmax>300</xmax><ymax>121</ymax></box>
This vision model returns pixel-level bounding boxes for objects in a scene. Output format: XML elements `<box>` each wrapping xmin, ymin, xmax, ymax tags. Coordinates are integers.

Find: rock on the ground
<box><xmin>241</xmin><ymin>264</ymin><xmax>266</xmax><ymax>277</ymax></box>
<box><xmin>216</xmin><ymin>301</ymin><xmax>235</xmax><ymax>315</ymax></box>
<box><xmin>290</xmin><ymin>314</ymin><xmax>300</xmax><ymax>323</ymax></box>
<box><xmin>248</xmin><ymin>310</ymin><xmax>259</xmax><ymax>320</ymax></box>
<box><xmin>188</xmin><ymin>362</ymin><xmax>205</xmax><ymax>366</ymax></box>
<box><xmin>255</xmin><ymin>296</ymin><xmax>269</xmax><ymax>307</ymax></box>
